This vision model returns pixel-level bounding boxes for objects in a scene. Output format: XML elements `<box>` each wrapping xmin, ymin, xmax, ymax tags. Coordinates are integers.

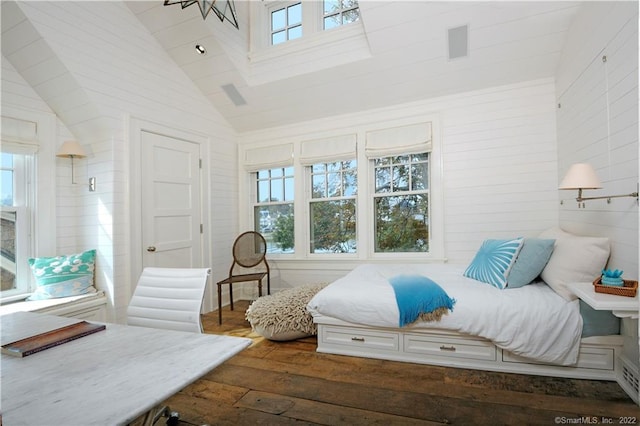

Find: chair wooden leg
<box><xmin>217</xmin><ymin>283</ymin><xmax>222</xmax><ymax>325</ymax></box>
<box><xmin>229</xmin><ymin>283</ymin><xmax>234</xmax><ymax>311</ymax></box>
<box><xmin>258</xmin><ymin>279</ymin><xmax>263</xmax><ymax>297</ymax></box>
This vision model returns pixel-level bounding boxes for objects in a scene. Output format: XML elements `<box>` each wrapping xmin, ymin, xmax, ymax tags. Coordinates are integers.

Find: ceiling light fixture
<box><xmin>164</xmin><ymin>0</ymin><xmax>239</xmax><ymax>29</ymax></box>
<box><xmin>195</xmin><ymin>44</ymin><xmax>207</xmax><ymax>55</ymax></box>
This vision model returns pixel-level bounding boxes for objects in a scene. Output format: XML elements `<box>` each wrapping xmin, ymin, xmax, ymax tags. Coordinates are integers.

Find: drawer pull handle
<box><xmin>351</xmin><ymin>337</ymin><xmax>365</xmax><ymax>342</ymax></box>
<box><xmin>440</xmin><ymin>345</ymin><xmax>456</xmax><ymax>352</ymax></box>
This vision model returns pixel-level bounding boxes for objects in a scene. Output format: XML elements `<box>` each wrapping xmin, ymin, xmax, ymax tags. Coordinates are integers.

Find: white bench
<box><xmin>0</xmin><ymin>292</ymin><xmax>108</xmax><ymax>321</ymax></box>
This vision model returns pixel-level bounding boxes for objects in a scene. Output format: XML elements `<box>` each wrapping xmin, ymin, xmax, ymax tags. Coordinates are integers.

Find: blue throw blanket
<box><xmin>389</xmin><ymin>274</ymin><xmax>456</xmax><ymax>327</ymax></box>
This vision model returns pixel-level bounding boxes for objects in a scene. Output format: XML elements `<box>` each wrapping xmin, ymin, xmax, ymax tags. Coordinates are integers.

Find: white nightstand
<box><xmin>567</xmin><ymin>282</ymin><xmax>639</xmax><ymax>319</ymax></box>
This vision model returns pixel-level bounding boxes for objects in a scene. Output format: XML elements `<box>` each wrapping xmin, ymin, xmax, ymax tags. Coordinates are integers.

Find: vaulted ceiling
<box><xmin>126</xmin><ymin>1</ymin><xmax>581</xmax><ymax>133</ymax></box>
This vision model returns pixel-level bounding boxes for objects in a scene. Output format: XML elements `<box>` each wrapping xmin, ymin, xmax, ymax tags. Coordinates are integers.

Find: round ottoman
<box><xmin>245</xmin><ymin>282</ymin><xmax>327</xmax><ymax>341</ymax></box>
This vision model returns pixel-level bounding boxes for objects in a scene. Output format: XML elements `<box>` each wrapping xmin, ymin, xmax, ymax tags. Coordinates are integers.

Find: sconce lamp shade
<box><xmin>56</xmin><ymin>140</ymin><xmax>86</xmax><ymax>158</ymax></box>
<box><xmin>559</xmin><ymin>163</ymin><xmax>602</xmax><ymax>190</ymax></box>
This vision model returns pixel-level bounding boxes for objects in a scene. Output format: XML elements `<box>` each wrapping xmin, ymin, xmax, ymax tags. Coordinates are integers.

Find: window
<box><xmin>323</xmin><ymin>0</ymin><xmax>360</xmax><ymax>30</ymax></box>
<box><xmin>1</xmin><ymin>152</ymin><xmax>31</xmax><ymax>299</ymax></box>
<box><xmin>271</xmin><ymin>2</ymin><xmax>302</xmax><ymax>45</ymax></box>
<box><xmin>373</xmin><ymin>153</ymin><xmax>429</xmax><ymax>253</ymax></box>
<box><xmin>254</xmin><ymin>167</ymin><xmax>295</xmax><ymax>253</ymax></box>
<box><xmin>309</xmin><ymin>160</ymin><xmax>357</xmax><ymax>253</ymax></box>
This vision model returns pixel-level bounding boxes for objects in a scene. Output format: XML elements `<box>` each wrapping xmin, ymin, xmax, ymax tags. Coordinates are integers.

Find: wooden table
<box><xmin>0</xmin><ymin>311</ymin><xmax>251</xmax><ymax>425</ymax></box>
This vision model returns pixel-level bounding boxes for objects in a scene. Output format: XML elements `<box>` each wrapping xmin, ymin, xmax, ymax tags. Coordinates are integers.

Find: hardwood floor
<box><xmin>160</xmin><ymin>300</ymin><xmax>639</xmax><ymax>425</ymax></box>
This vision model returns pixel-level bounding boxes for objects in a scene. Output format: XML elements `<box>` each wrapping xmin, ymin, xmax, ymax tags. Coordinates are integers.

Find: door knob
<box><xmin>147</xmin><ymin>246</ymin><xmax>156</xmax><ymax>252</ymax></box>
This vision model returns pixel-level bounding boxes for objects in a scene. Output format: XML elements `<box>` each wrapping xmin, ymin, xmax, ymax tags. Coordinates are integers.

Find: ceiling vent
<box><xmin>448</xmin><ymin>25</ymin><xmax>468</xmax><ymax>60</ymax></box>
<box><xmin>221</xmin><ymin>83</ymin><xmax>247</xmax><ymax>106</ymax></box>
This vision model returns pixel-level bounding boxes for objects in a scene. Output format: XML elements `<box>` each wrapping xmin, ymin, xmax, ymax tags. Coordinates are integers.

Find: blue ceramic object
<box><xmin>601</xmin><ymin>269</ymin><xmax>624</xmax><ymax>286</ymax></box>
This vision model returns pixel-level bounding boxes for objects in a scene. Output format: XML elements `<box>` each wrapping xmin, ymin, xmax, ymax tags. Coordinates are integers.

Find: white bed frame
<box><xmin>314</xmin><ymin>315</ymin><xmax>624</xmax><ymax>381</ymax></box>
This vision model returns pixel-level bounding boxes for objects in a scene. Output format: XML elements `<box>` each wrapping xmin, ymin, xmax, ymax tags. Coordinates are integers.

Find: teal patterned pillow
<box><xmin>27</xmin><ymin>249</ymin><xmax>97</xmax><ymax>300</ymax></box>
<box><xmin>464</xmin><ymin>238</ymin><xmax>524</xmax><ymax>289</ymax></box>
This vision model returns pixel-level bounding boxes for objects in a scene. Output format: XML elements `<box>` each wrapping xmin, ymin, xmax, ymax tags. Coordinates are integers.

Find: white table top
<box><xmin>567</xmin><ymin>282</ymin><xmax>639</xmax><ymax>318</ymax></box>
<box><xmin>1</xmin><ymin>311</ymin><xmax>251</xmax><ymax>425</ymax></box>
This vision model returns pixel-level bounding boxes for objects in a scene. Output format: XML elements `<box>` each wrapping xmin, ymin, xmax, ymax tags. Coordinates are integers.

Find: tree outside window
<box><xmin>254</xmin><ymin>167</ymin><xmax>295</xmax><ymax>253</ymax></box>
<box><xmin>309</xmin><ymin>160</ymin><xmax>357</xmax><ymax>253</ymax></box>
<box><xmin>373</xmin><ymin>153</ymin><xmax>429</xmax><ymax>253</ymax></box>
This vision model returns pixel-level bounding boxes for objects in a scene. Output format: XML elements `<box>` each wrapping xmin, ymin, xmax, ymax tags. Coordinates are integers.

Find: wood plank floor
<box><xmin>159</xmin><ymin>300</ymin><xmax>639</xmax><ymax>425</ymax></box>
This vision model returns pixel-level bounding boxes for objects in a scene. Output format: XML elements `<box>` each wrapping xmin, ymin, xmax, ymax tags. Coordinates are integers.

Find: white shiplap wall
<box><xmin>556</xmin><ymin>1</ymin><xmax>639</xmax><ymax>279</ymax></box>
<box><xmin>5</xmin><ymin>2</ymin><xmax>240</xmax><ymax>321</ymax></box>
<box><xmin>238</xmin><ymin>78</ymin><xmax>559</xmax><ymax>292</ymax></box>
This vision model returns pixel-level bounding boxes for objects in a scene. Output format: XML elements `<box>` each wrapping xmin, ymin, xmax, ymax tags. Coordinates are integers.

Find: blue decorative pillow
<box><xmin>27</xmin><ymin>249</ymin><xmax>97</xmax><ymax>300</ymax></box>
<box><xmin>464</xmin><ymin>238</ymin><xmax>524</xmax><ymax>289</ymax></box>
<box><xmin>506</xmin><ymin>238</ymin><xmax>555</xmax><ymax>288</ymax></box>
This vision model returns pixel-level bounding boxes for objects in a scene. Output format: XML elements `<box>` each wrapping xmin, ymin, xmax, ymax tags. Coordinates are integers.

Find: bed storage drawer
<box><xmin>502</xmin><ymin>347</ymin><xmax>615</xmax><ymax>370</ymax></box>
<box><xmin>404</xmin><ymin>333</ymin><xmax>497</xmax><ymax>361</ymax></box>
<box><xmin>321</xmin><ymin>326</ymin><xmax>399</xmax><ymax>351</ymax></box>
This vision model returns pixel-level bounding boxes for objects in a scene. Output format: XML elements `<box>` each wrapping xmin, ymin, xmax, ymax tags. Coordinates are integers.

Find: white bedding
<box><xmin>307</xmin><ymin>263</ymin><xmax>583</xmax><ymax>365</ymax></box>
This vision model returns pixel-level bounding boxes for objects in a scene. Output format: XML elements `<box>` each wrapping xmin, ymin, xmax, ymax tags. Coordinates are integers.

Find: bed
<box><xmin>307</xmin><ymin>228</ymin><xmax>625</xmax><ymax>381</ymax></box>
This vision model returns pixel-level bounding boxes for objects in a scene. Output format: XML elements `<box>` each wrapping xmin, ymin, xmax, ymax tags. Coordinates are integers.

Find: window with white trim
<box><xmin>1</xmin><ymin>151</ymin><xmax>32</xmax><ymax>299</ymax></box>
<box><xmin>270</xmin><ymin>2</ymin><xmax>302</xmax><ymax>45</ymax></box>
<box><xmin>254</xmin><ymin>167</ymin><xmax>295</xmax><ymax>253</ymax></box>
<box><xmin>365</xmin><ymin>122</ymin><xmax>433</xmax><ymax>254</ymax></box>
<box><xmin>373</xmin><ymin>153</ymin><xmax>429</xmax><ymax>252</ymax></box>
<box><xmin>309</xmin><ymin>160</ymin><xmax>357</xmax><ymax>253</ymax></box>
<box><xmin>323</xmin><ymin>0</ymin><xmax>360</xmax><ymax>30</ymax></box>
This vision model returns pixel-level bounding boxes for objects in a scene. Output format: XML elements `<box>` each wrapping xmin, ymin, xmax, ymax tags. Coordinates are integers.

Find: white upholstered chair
<box><xmin>127</xmin><ymin>267</ymin><xmax>211</xmax><ymax>426</ymax></box>
<box><xmin>127</xmin><ymin>267</ymin><xmax>211</xmax><ymax>333</ymax></box>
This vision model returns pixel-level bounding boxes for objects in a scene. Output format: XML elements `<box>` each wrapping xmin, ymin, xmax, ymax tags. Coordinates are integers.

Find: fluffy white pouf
<box><xmin>245</xmin><ymin>282</ymin><xmax>328</xmax><ymax>341</ymax></box>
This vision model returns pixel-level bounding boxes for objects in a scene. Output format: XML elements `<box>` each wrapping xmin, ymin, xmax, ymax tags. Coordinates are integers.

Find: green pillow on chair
<box><xmin>27</xmin><ymin>249</ymin><xmax>97</xmax><ymax>300</ymax></box>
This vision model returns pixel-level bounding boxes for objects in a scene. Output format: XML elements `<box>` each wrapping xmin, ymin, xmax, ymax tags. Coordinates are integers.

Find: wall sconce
<box><xmin>559</xmin><ymin>163</ymin><xmax>639</xmax><ymax>207</ymax></box>
<box><xmin>56</xmin><ymin>140</ymin><xmax>86</xmax><ymax>184</ymax></box>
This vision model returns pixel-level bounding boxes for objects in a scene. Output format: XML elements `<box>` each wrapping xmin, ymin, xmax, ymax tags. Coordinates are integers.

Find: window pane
<box><xmin>0</xmin><ymin>210</ymin><xmax>17</xmax><ymax>291</ymax></box>
<box><xmin>284</xmin><ymin>177</ymin><xmax>294</xmax><ymax>201</ymax></box>
<box><xmin>324</xmin><ymin>0</ymin><xmax>340</xmax><ymax>14</ymax></box>
<box><xmin>327</xmin><ymin>172</ymin><xmax>341</xmax><ymax>197</ymax></box>
<box><xmin>375</xmin><ymin>167</ymin><xmax>391</xmax><ymax>193</ymax></box>
<box><xmin>392</xmin><ymin>165</ymin><xmax>409</xmax><ymax>191</ymax></box>
<box><xmin>411</xmin><ymin>162</ymin><xmax>429</xmax><ymax>190</ymax></box>
<box><xmin>257</xmin><ymin>180</ymin><xmax>269</xmax><ymax>202</ymax></box>
<box><xmin>312</xmin><ymin>174</ymin><xmax>326</xmax><ymax>198</ymax></box>
<box><xmin>270</xmin><ymin>179</ymin><xmax>283</xmax><ymax>201</ymax></box>
<box><xmin>374</xmin><ymin>194</ymin><xmax>429</xmax><ymax>252</ymax></box>
<box><xmin>271</xmin><ymin>168</ymin><xmax>283</xmax><ymax>178</ymax></box>
<box><xmin>272</xmin><ymin>8</ymin><xmax>286</xmax><ymax>30</ymax></box>
<box><xmin>288</xmin><ymin>3</ymin><xmax>302</xmax><ymax>25</ymax></box>
<box><xmin>343</xmin><ymin>9</ymin><xmax>359</xmax><ymax>23</ymax></box>
<box><xmin>255</xmin><ymin>204</ymin><xmax>294</xmax><ymax>253</ymax></box>
<box><xmin>324</xmin><ymin>15</ymin><xmax>340</xmax><ymax>30</ymax></box>
<box><xmin>257</xmin><ymin>170</ymin><xmax>270</xmax><ymax>179</ymax></box>
<box><xmin>288</xmin><ymin>26</ymin><xmax>302</xmax><ymax>40</ymax></box>
<box><xmin>310</xmin><ymin>200</ymin><xmax>356</xmax><ymax>253</ymax></box>
<box><xmin>1</xmin><ymin>170</ymin><xmax>13</xmax><ymax>206</ymax></box>
<box><xmin>272</xmin><ymin>31</ymin><xmax>286</xmax><ymax>45</ymax></box>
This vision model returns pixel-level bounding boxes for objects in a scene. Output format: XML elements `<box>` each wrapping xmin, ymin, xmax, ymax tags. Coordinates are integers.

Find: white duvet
<box><xmin>307</xmin><ymin>263</ymin><xmax>583</xmax><ymax>365</ymax></box>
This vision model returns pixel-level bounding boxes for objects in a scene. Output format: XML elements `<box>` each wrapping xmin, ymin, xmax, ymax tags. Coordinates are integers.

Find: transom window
<box><xmin>323</xmin><ymin>0</ymin><xmax>360</xmax><ymax>30</ymax></box>
<box><xmin>373</xmin><ymin>153</ymin><xmax>429</xmax><ymax>253</ymax></box>
<box><xmin>254</xmin><ymin>167</ymin><xmax>295</xmax><ymax>253</ymax></box>
<box><xmin>309</xmin><ymin>160</ymin><xmax>357</xmax><ymax>253</ymax></box>
<box><xmin>271</xmin><ymin>2</ymin><xmax>302</xmax><ymax>45</ymax></box>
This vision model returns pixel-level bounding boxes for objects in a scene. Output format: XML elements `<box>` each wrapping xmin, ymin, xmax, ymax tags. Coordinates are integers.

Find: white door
<box><xmin>140</xmin><ymin>131</ymin><xmax>202</xmax><ymax>268</ymax></box>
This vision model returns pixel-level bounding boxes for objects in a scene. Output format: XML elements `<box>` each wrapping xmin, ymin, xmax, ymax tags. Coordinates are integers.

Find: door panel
<box><xmin>141</xmin><ymin>131</ymin><xmax>202</xmax><ymax>268</ymax></box>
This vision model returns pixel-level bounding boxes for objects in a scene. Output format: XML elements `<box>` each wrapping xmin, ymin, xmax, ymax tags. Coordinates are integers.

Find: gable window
<box><xmin>271</xmin><ymin>2</ymin><xmax>302</xmax><ymax>45</ymax></box>
<box><xmin>309</xmin><ymin>160</ymin><xmax>357</xmax><ymax>253</ymax></box>
<box><xmin>323</xmin><ymin>0</ymin><xmax>360</xmax><ymax>30</ymax></box>
<box><xmin>373</xmin><ymin>154</ymin><xmax>429</xmax><ymax>252</ymax></box>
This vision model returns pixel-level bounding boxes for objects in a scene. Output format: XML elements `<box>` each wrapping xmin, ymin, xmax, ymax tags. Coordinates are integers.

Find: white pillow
<box><xmin>539</xmin><ymin>227</ymin><xmax>610</xmax><ymax>301</ymax></box>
